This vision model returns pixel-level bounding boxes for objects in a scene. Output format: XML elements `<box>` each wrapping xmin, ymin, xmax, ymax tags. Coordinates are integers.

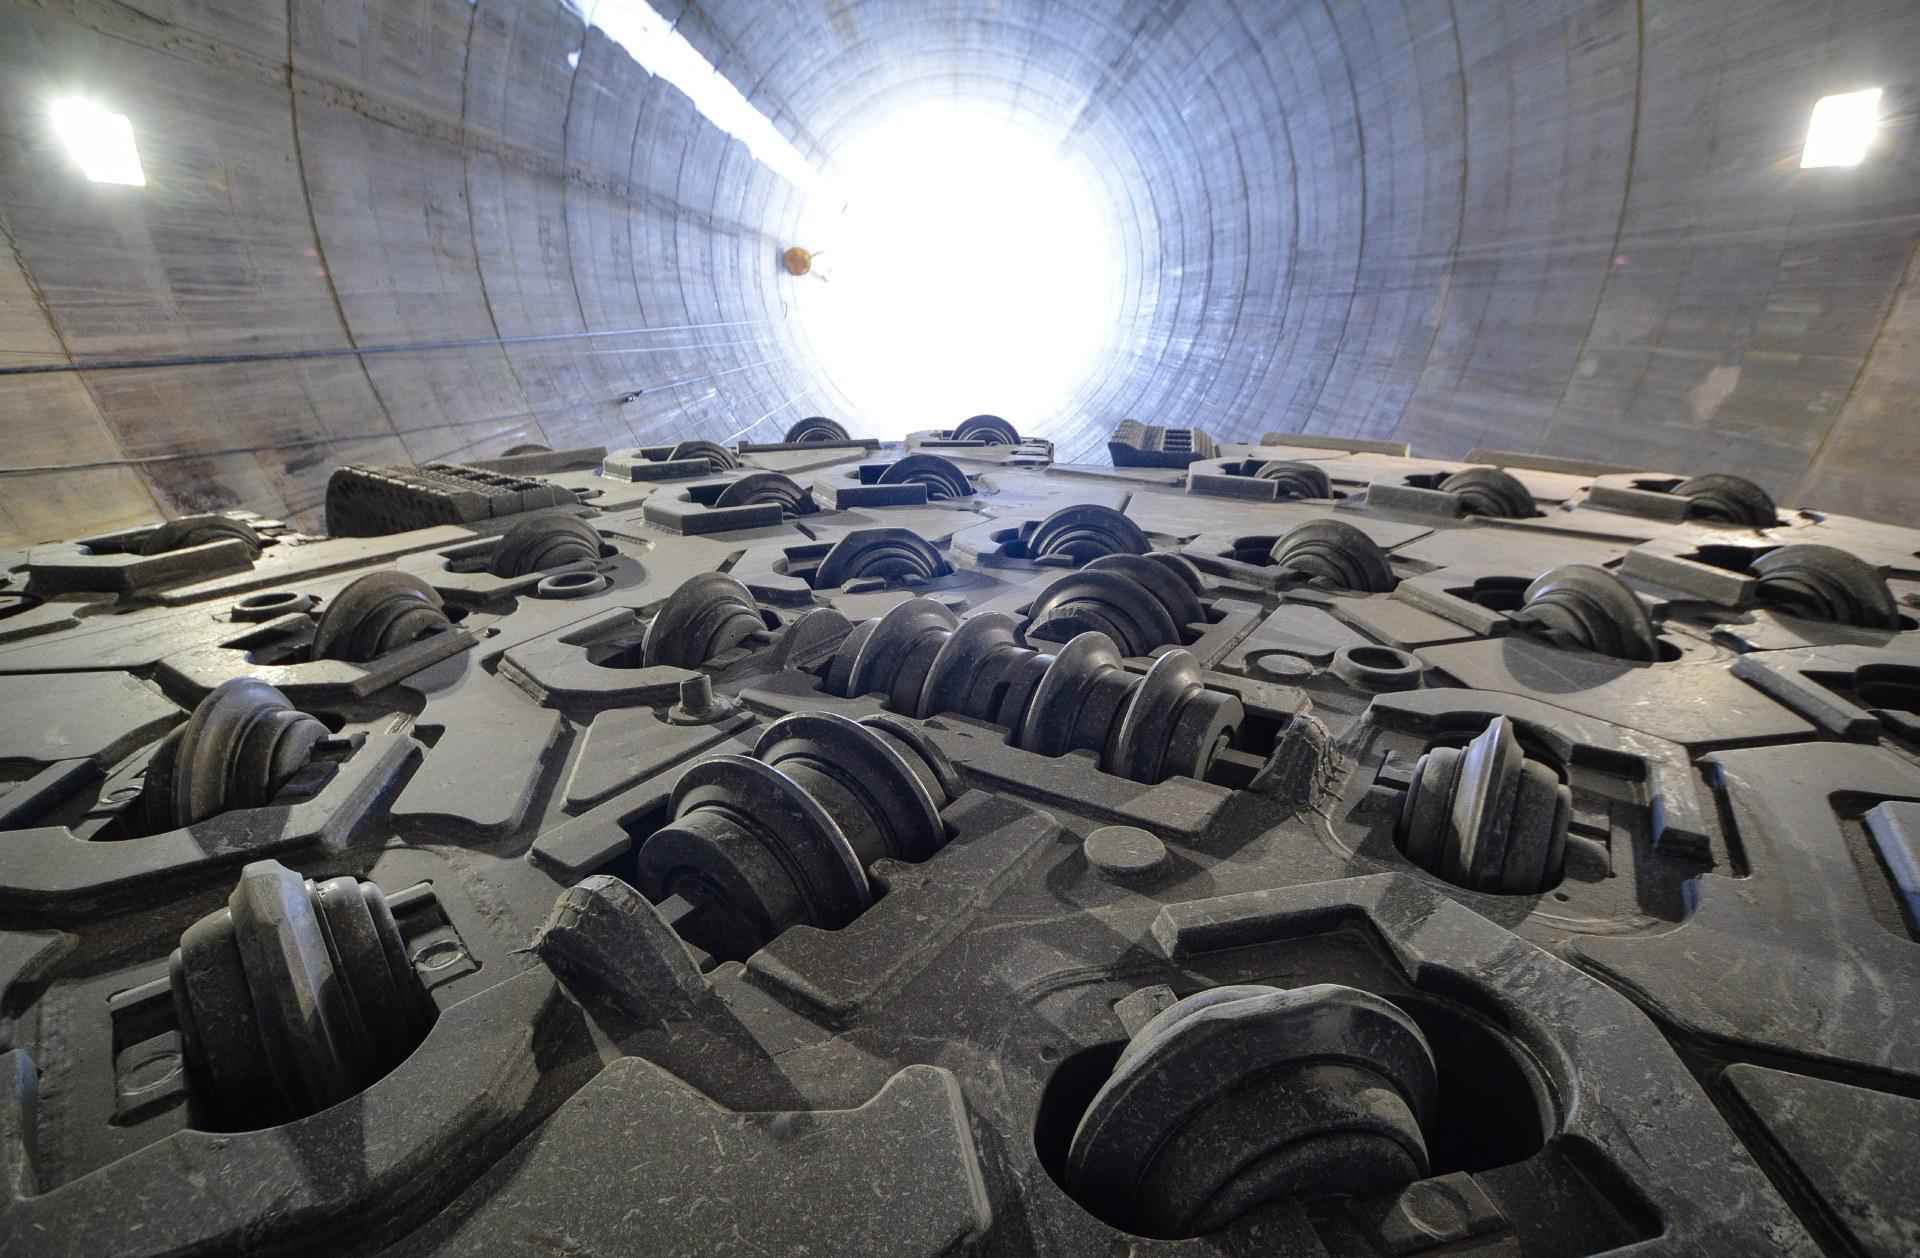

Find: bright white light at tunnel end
<box><xmin>1801</xmin><ymin>88</ymin><xmax>1882</xmax><ymax>169</ymax></box>
<box><xmin>790</xmin><ymin>103</ymin><xmax>1120</xmax><ymax>439</ymax></box>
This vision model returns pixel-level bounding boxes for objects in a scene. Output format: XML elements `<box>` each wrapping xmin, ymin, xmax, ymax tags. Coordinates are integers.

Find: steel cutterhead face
<box><xmin>1</xmin><ymin>428</ymin><xmax>1915</xmax><ymax>1256</ymax></box>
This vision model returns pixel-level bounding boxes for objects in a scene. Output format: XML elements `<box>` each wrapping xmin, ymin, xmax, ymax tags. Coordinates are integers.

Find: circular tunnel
<box><xmin>1</xmin><ymin>0</ymin><xmax>1916</xmax><ymax>544</ymax></box>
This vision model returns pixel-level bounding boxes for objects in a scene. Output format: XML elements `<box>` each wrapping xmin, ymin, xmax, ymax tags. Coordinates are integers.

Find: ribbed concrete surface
<box><xmin>2</xmin><ymin>0</ymin><xmax>1916</xmax><ymax>543</ymax></box>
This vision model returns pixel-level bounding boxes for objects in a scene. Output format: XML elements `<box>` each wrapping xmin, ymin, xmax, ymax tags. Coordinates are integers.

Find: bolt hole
<box><xmin>1347</xmin><ymin>646</ymin><xmax>1407</xmax><ymax>670</ymax></box>
<box><xmin>534</xmin><ymin>570</ymin><xmax>610</xmax><ymax>599</ymax></box>
<box><xmin>1331</xmin><ymin>644</ymin><xmax>1423</xmax><ymax>691</ymax></box>
<box><xmin>412</xmin><ymin>938</ymin><xmax>464</xmax><ymax>972</ymax></box>
<box><xmin>231</xmin><ymin>590</ymin><xmax>315</xmax><ymax>622</ymax></box>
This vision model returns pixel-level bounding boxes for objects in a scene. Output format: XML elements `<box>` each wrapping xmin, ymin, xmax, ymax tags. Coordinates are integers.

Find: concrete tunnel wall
<box><xmin>1</xmin><ymin>0</ymin><xmax>1917</xmax><ymax>547</ymax></box>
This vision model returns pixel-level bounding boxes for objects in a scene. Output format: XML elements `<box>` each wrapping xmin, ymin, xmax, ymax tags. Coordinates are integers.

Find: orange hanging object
<box><xmin>782</xmin><ymin>246</ymin><xmax>813</xmax><ymax>276</ymax></box>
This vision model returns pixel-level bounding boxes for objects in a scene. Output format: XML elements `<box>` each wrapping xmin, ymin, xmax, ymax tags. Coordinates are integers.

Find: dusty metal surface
<box><xmin>2</xmin><ymin>424</ymin><xmax>1918</xmax><ymax>1255</ymax></box>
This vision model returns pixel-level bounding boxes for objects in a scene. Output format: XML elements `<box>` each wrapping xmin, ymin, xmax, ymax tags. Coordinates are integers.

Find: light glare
<box><xmin>1801</xmin><ymin>88</ymin><xmax>1881</xmax><ymax>168</ymax></box>
<box><xmin>793</xmin><ymin>105</ymin><xmax>1117</xmax><ymax>438</ymax></box>
<box><xmin>570</xmin><ymin>1</ymin><xmax>818</xmax><ymax>191</ymax></box>
<box><xmin>51</xmin><ymin>98</ymin><xmax>145</xmax><ymax>186</ymax></box>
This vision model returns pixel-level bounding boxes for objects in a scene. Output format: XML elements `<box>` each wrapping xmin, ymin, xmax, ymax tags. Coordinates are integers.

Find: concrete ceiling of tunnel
<box><xmin>0</xmin><ymin>0</ymin><xmax>1916</xmax><ymax>545</ymax></box>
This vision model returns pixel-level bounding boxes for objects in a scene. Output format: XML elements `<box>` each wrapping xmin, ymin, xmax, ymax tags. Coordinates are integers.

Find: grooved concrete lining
<box><xmin>1</xmin><ymin>0</ymin><xmax>1916</xmax><ymax>545</ymax></box>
